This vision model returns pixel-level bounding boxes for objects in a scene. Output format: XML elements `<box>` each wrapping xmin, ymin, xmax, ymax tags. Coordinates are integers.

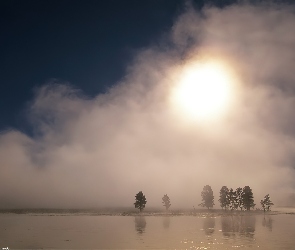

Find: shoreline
<box><xmin>0</xmin><ymin>208</ymin><xmax>293</xmax><ymax>216</ymax></box>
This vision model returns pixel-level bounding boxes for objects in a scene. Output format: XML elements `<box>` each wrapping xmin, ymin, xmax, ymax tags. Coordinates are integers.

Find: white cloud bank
<box><xmin>1</xmin><ymin>1</ymin><xmax>295</xmax><ymax>209</ymax></box>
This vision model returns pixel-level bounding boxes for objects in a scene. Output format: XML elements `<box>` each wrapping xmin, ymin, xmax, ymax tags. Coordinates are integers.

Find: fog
<box><xmin>1</xmin><ymin>1</ymin><xmax>295</xmax><ymax>209</ymax></box>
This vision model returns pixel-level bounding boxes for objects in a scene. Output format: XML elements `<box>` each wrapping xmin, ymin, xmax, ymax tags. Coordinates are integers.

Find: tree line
<box><xmin>134</xmin><ymin>185</ymin><xmax>274</xmax><ymax>212</ymax></box>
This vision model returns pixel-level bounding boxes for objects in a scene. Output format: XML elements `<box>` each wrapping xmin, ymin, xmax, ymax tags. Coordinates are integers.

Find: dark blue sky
<box><xmin>1</xmin><ymin>0</ymin><xmax>237</xmax><ymax>133</ymax></box>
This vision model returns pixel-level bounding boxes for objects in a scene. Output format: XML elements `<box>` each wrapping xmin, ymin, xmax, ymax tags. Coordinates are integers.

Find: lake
<box><xmin>0</xmin><ymin>212</ymin><xmax>294</xmax><ymax>249</ymax></box>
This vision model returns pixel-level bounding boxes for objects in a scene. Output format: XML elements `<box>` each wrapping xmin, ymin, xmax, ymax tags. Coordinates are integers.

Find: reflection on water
<box><xmin>134</xmin><ymin>216</ymin><xmax>146</xmax><ymax>234</ymax></box>
<box><xmin>163</xmin><ymin>216</ymin><xmax>170</xmax><ymax>229</ymax></box>
<box><xmin>262</xmin><ymin>215</ymin><xmax>273</xmax><ymax>231</ymax></box>
<box><xmin>221</xmin><ymin>215</ymin><xmax>256</xmax><ymax>238</ymax></box>
<box><xmin>203</xmin><ymin>217</ymin><xmax>215</xmax><ymax>235</ymax></box>
<box><xmin>3</xmin><ymin>213</ymin><xmax>295</xmax><ymax>249</ymax></box>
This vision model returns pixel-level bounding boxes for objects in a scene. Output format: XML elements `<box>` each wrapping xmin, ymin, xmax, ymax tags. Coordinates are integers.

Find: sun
<box><xmin>170</xmin><ymin>60</ymin><xmax>235</xmax><ymax>122</ymax></box>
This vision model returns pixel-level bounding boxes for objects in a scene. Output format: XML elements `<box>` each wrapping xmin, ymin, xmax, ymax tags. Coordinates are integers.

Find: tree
<box><xmin>236</xmin><ymin>187</ymin><xmax>244</xmax><ymax>211</ymax></box>
<box><xmin>260</xmin><ymin>194</ymin><xmax>274</xmax><ymax>212</ymax></box>
<box><xmin>242</xmin><ymin>186</ymin><xmax>255</xmax><ymax>210</ymax></box>
<box><xmin>228</xmin><ymin>188</ymin><xmax>238</xmax><ymax>210</ymax></box>
<box><xmin>134</xmin><ymin>191</ymin><xmax>147</xmax><ymax>212</ymax></box>
<box><xmin>199</xmin><ymin>185</ymin><xmax>214</xmax><ymax>209</ymax></box>
<box><xmin>162</xmin><ymin>194</ymin><xmax>171</xmax><ymax>211</ymax></box>
<box><xmin>219</xmin><ymin>186</ymin><xmax>229</xmax><ymax>210</ymax></box>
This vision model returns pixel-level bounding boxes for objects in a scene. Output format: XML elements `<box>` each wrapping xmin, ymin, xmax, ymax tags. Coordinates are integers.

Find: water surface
<box><xmin>0</xmin><ymin>213</ymin><xmax>294</xmax><ymax>249</ymax></box>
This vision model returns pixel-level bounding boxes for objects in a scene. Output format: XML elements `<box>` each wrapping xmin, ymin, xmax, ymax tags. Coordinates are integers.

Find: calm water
<box><xmin>0</xmin><ymin>213</ymin><xmax>294</xmax><ymax>249</ymax></box>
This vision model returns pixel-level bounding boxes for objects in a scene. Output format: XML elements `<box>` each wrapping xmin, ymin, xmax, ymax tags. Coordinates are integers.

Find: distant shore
<box><xmin>0</xmin><ymin>207</ymin><xmax>294</xmax><ymax>216</ymax></box>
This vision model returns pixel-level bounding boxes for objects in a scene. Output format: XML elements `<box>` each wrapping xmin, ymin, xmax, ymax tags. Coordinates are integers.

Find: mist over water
<box><xmin>1</xmin><ymin>1</ymin><xmax>295</xmax><ymax>208</ymax></box>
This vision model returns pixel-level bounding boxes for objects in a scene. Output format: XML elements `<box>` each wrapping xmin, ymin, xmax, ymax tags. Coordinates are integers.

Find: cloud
<box><xmin>1</xmin><ymin>1</ymin><xmax>295</xmax><ymax>209</ymax></box>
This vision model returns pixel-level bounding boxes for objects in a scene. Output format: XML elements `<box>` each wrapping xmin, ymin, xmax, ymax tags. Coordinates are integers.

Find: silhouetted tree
<box><xmin>242</xmin><ymin>186</ymin><xmax>255</xmax><ymax>210</ymax></box>
<box><xmin>134</xmin><ymin>191</ymin><xmax>147</xmax><ymax>212</ymax></box>
<box><xmin>236</xmin><ymin>187</ymin><xmax>244</xmax><ymax>211</ymax></box>
<box><xmin>228</xmin><ymin>188</ymin><xmax>238</xmax><ymax>210</ymax></box>
<box><xmin>219</xmin><ymin>186</ymin><xmax>230</xmax><ymax>210</ymax></box>
<box><xmin>162</xmin><ymin>194</ymin><xmax>171</xmax><ymax>211</ymax></box>
<box><xmin>260</xmin><ymin>194</ymin><xmax>274</xmax><ymax>212</ymax></box>
<box><xmin>199</xmin><ymin>185</ymin><xmax>214</xmax><ymax>209</ymax></box>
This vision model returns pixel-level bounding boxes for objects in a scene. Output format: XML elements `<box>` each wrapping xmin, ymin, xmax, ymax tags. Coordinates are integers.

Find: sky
<box><xmin>1</xmin><ymin>0</ymin><xmax>295</xmax><ymax>209</ymax></box>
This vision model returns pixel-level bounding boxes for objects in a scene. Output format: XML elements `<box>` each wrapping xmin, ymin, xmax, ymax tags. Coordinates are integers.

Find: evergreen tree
<box><xmin>242</xmin><ymin>186</ymin><xmax>255</xmax><ymax>210</ymax></box>
<box><xmin>219</xmin><ymin>186</ymin><xmax>229</xmax><ymax>210</ymax></box>
<box><xmin>260</xmin><ymin>194</ymin><xmax>274</xmax><ymax>212</ymax></box>
<box><xmin>162</xmin><ymin>194</ymin><xmax>171</xmax><ymax>211</ymax></box>
<box><xmin>199</xmin><ymin>185</ymin><xmax>214</xmax><ymax>209</ymax></box>
<box><xmin>236</xmin><ymin>187</ymin><xmax>244</xmax><ymax>211</ymax></box>
<box><xmin>228</xmin><ymin>188</ymin><xmax>238</xmax><ymax>210</ymax></box>
<box><xmin>134</xmin><ymin>191</ymin><xmax>147</xmax><ymax>212</ymax></box>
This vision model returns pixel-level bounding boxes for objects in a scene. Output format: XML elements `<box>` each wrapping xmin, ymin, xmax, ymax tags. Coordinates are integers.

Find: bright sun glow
<box><xmin>171</xmin><ymin>60</ymin><xmax>235</xmax><ymax>122</ymax></box>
